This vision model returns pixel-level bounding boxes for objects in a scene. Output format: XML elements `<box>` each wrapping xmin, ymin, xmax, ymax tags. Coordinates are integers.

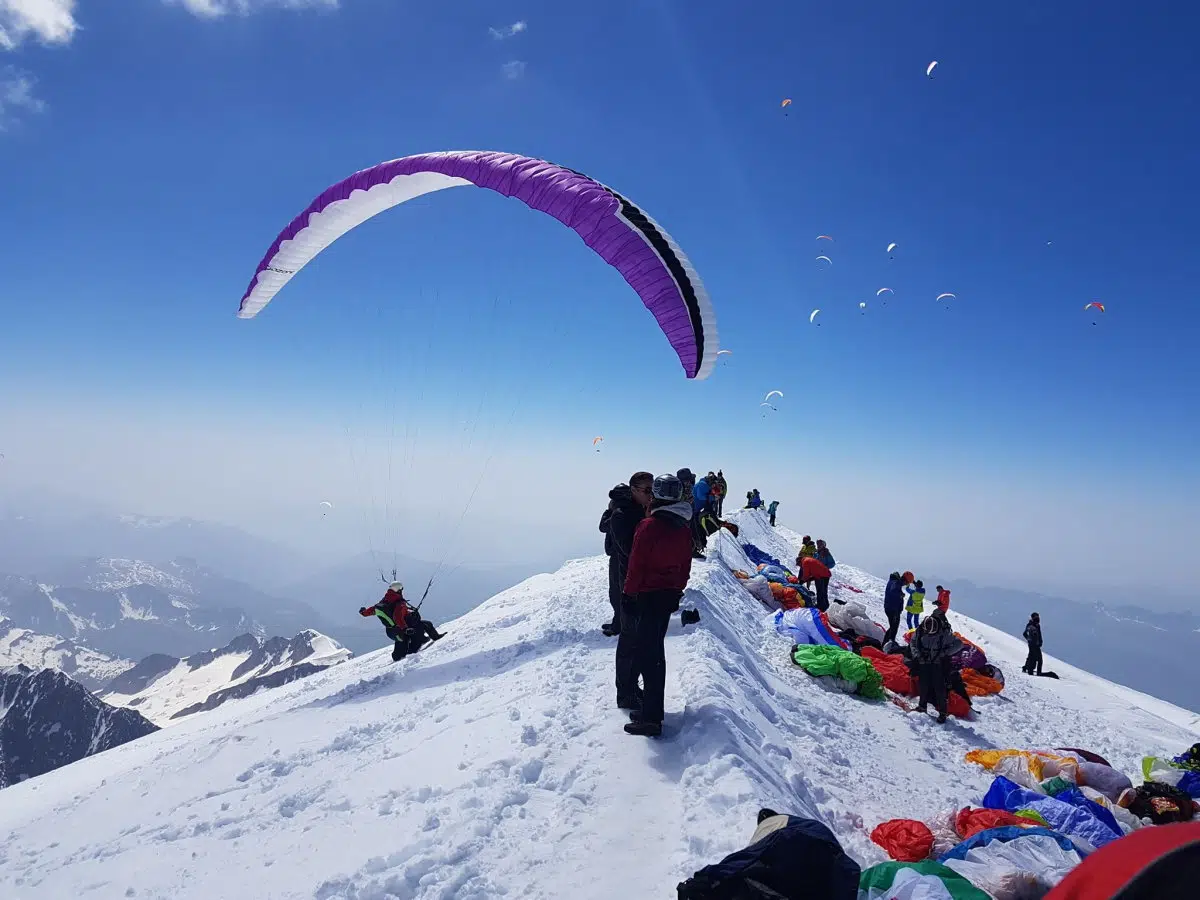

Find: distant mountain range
<box><xmin>104</xmin><ymin>630</ymin><xmax>351</xmax><ymax>723</ymax></box>
<box><xmin>944</xmin><ymin>579</ymin><xmax>1200</xmax><ymax>713</ymax></box>
<box><xmin>0</xmin><ymin>665</ymin><xmax>158</xmax><ymax>789</ymax></box>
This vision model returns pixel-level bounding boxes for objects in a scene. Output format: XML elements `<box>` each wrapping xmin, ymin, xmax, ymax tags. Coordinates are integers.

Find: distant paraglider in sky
<box><xmin>816</xmin><ymin>235</ymin><xmax>833</xmax><ymax>242</ymax></box>
<box><xmin>764</xmin><ymin>390</ymin><xmax>784</xmax><ymax>402</ymax></box>
<box><xmin>319</xmin><ymin>500</ymin><xmax>333</xmax><ymax>517</ymax></box>
<box><xmin>1084</xmin><ymin>302</ymin><xmax>1106</xmax><ymax>325</ymax></box>
<box><xmin>816</xmin><ymin>255</ymin><xmax>833</xmax><ymax>267</ymax></box>
<box><xmin>859</xmin><ymin>302</ymin><xmax>867</xmax><ymax>314</ymax></box>
<box><xmin>926</xmin><ymin>60</ymin><xmax>939</xmax><ymax>78</ymax></box>
<box><xmin>887</xmin><ymin>242</ymin><xmax>898</xmax><ymax>258</ymax></box>
<box><xmin>716</xmin><ymin>349</ymin><xmax>732</xmax><ymax>356</ymax></box>
<box><xmin>593</xmin><ymin>436</ymin><xmax>604</xmax><ymax>452</ymax></box>
<box><xmin>781</xmin><ymin>98</ymin><xmax>792</xmax><ymax>112</ymax></box>
<box><xmin>936</xmin><ymin>293</ymin><xmax>956</xmax><ymax>303</ymax></box>
<box><xmin>876</xmin><ymin>288</ymin><xmax>894</xmax><ymax>297</ymax></box>
<box><xmin>809</xmin><ymin>309</ymin><xmax>821</xmax><ymax>325</ymax></box>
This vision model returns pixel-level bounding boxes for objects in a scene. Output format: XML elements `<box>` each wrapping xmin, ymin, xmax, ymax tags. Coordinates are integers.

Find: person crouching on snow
<box><xmin>360</xmin><ymin>581</ymin><xmax>445</xmax><ymax>662</ymax></box>
<box><xmin>622</xmin><ymin>474</ymin><xmax>694</xmax><ymax>737</ymax></box>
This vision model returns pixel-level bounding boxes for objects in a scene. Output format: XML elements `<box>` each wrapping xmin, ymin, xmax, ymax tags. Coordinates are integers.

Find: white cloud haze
<box><xmin>489</xmin><ymin>21</ymin><xmax>526</xmax><ymax>40</ymax></box>
<box><xmin>0</xmin><ymin>0</ymin><xmax>76</xmax><ymax>49</ymax></box>
<box><xmin>168</xmin><ymin>0</ymin><xmax>338</xmax><ymax>17</ymax></box>
<box><xmin>502</xmin><ymin>60</ymin><xmax>526</xmax><ymax>80</ymax></box>
<box><xmin>0</xmin><ymin>65</ymin><xmax>43</xmax><ymax>127</ymax></box>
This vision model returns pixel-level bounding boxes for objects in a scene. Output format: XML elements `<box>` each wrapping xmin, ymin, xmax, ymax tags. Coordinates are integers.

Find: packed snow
<box><xmin>0</xmin><ymin>510</ymin><xmax>1195</xmax><ymax>898</ymax></box>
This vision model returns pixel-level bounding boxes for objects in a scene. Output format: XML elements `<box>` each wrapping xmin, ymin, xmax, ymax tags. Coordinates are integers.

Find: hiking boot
<box><xmin>431</xmin><ymin>632</ymin><xmax>446</xmax><ymax>641</ymax></box>
<box><xmin>936</xmin><ymin>714</ymin><xmax>948</xmax><ymax>724</ymax></box>
<box><xmin>624</xmin><ymin>720</ymin><xmax>662</xmax><ymax>737</ymax></box>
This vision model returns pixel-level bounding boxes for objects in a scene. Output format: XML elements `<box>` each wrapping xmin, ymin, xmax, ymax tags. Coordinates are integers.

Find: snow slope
<box><xmin>103</xmin><ymin>631</ymin><xmax>352</xmax><ymax>725</ymax></box>
<box><xmin>0</xmin><ymin>509</ymin><xmax>1195</xmax><ymax>899</ymax></box>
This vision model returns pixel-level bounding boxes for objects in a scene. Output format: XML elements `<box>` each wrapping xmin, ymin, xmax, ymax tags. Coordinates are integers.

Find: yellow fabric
<box><xmin>964</xmin><ymin>750</ymin><xmax>1081</xmax><ymax>792</ymax></box>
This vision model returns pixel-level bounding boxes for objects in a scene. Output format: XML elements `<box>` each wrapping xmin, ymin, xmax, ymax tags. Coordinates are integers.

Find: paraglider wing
<box><xmin>592</xmin><ymin>436</ymin><xmax>603</xmax><ymax>445</ymax></box>
<box><xmin>887</xmin><ymin>242</ymin><xmax>898</xmax><ymax>254</ymax></box>
<box><xmin>859</xmin><ymin>302</ymin><xmax>867</xmax><ymax>312</ymax></box>
<box><xmin>816</xmin><ymin>235</ymin><xmax>834</xmax><ymax>242</ymax></box>
<box><xmin>876</xmin><ymin>288</ymin><xmax>893</xmax><ymax>296</ymax></box>
<box><xmin>764</xmin><ymin>390</ymin><xmax>784</xmax><ymax>401</ymax></box>
<box><xmin>319</xmin><ymin>501</ymin><xmax>333</xmax><ymax>509</ymax></box>
<box><xmin>926</xmin><ymin>60</ymin><xmax>939</xmax><ymax>78</ymax></box>
<box><xmin>936</xmin><ymin>293</ymin><xmax>956</xmax><ymax>302</ymax></box>
<box><xmin>781</xmin><ymin>98</ymin><xmax>792</xmax><ymax>108</ymax></box>
<box><xmin>816</xmin><ymin>255</ymin><xmax>833</xmax><ymax>266</ymax></box>
<box><xmin>237</xmin><ymin>151</ymin><xmax>717</xmax><ymax>379</ymax></box>
<box><xmin>809</xmin><ymin>309</ymin><xmax>821</xmax><ymax>324</ymax></box>
<box><xmin>716</xmin><ymin>349</ymin><xmax>732</xmax><ymax>356</ymax></box>
<box><xmin>1084</xmin><ymin>302</ymin><xmax>1105</xmax><ymax>313</ymax></box>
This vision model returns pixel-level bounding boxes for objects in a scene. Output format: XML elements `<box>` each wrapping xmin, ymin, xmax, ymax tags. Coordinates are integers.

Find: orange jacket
<box><xmin>936</xmin><ymin>589</ymin><xmax>951</xmax><ymax>612</ymax></box>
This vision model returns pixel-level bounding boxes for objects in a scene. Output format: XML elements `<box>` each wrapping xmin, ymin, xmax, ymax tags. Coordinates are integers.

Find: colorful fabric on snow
<box><xmin>954</xmin><ymin>808</ymin><xmax>1036</xmax><ymax>840</ymax></box>
<box><xmin>1044</xmin><ymin>820</ymin><xmax>1200</xmax><ymax>900</ymax></box>
<box><xmin>1076</xmin><ymin>761</ymin><xmax>1131</xmax><ymax>803</ymax></box>
<box><xmin>792</xmin><ymin>645</ymin><xmax>885</xmax><ymax>699</ymax></box>
<box><xmin>982</xmin><ymin>776</ymin><xmax>1120</xmax><ymax>850</ymax></box>
<box><xmin>1144</xmin><ymin>755</ymin><xmax>1200</xmax><ymax>800</ymax></box>
<box><xmin>1055</xmin><ymin>747</ymin><xmax>1113</xmax><ymax>768</ymax></box>
<box><xmin>858</xmin><ymin>860</ymin><xmax>990</xmax><ymax>900</ymax></box>
<box><xmin>742</xmin><ymin>542</ymin><xmax>783</xmax><ymax>569</ymax></box>
<box><xmin>871</xmin><ymin>819</ymin><xmax>935</xmax><ymax>862</ymax></box>
<box><xmin>965</xmin><ymin>749</ymin><xmax>1081</xmax><ymax>792</ymax></box>
<box><xmin>939</xmin><ymin>829</ymin><xmax>1084</xmax><ymax>900</ymax></box>
<box><xmin>950</xmin><ymin>636</ymin><xmax>987</xmax><ymax>671</ymax></box>
<box><xmin>774</xmin><ymin>607</ymin><xmax>851</xmax><ymax>649</ymax></box>
<box><xmin>959</xmin><ymin>669</ymin><xmax>1004</xmax><ymax>697</ymax></box>
<box><xmin>827</xmin><ymin>600</ymin><xmax>887</xmax><ymax>643</ymax></box>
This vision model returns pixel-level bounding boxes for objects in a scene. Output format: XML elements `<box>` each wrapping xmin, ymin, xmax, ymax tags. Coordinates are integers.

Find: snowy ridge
<box><xmin>0</xmin><ymin>619</ymin><xmax>133</xmax><ymax>692</ymax></box>
<box><xmin>103</xmin><ymin>630</ymin><xmax>352</xmax><ymax>724</ymax></box>
<box><xmin>0</xmin><ymin>511</ymin><xmax>1195</xmax><ymax>898</ymax></box>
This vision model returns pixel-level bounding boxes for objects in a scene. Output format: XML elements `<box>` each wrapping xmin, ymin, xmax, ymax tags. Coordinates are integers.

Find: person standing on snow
<box><xmin>677</xmin><ymin>468</ymin><xmax>705</xmax><ymax>561</ymax></box>
<box><xmin>798</xmin><ymin>536</ymin><xmax>817</xmax><ymax>559</ymax></box>
<box><xmin>814</xmin><ymin>540</ymin><xmax>836</xmax><ymax>608</ymax></box>
<box><xmin>1022</xmin><ymin>612</ymin><xmax>1044</xmax><ymax>675</ymax></box>
<box><xmin>883</xmin><ymin>572</ymin><xmax>905</xmax><ymax>645</ymax></box>
<box><xmin>767</xmin><ymin>499</ymin><xmax>780</xmax><ymax>527</ymax></box>
<box><xmin>910</xmin><ymin>608</ymin><xmax>963</xmax><ymax>723</ymax></box>
<box><xmin>905</xmin><ymin>580</ymin><xmax>926</xmax><ymax>631</ymax></box>
<box><xmin>622</xmin><ymin>473</ymin><xmax>694</xmax><ymax>737</ymax></box>
<box><xmin>935</xmin><ymin>585</ymin><xmax>951</xmax><ymax>614</ymax></box>
<box><xmin>599</xmin><ymin>474</ymin><xmax>653</xmax><ymax>639</ymax></box>
<box><xmin>360</xmin><ymin>581</ymin><xmax>445</xmax><ymax>662</ymax></box>
<box><xmin>610</xmin><ymin>474</ymin><xmax>654</xmax><ymax>708</ymax></box>
<box><xmin>796</xmin><ymin>555</ymin><xmax>833</xmax><ymax>612</ymax></box>
<box><xmin>714</xmin><ymin>470</ymin><xmax>728</xmax><ymax>515</ymax></box>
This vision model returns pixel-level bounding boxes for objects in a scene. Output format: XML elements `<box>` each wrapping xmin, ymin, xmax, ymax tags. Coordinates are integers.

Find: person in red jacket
<box><xmin>360</xmin><ymin>581</ymin><xmax>445</xmax><ymax>661</ymax></box>
<box><xmin>797</xmin><ymin>556</ymin><xmax>833</xmax><ymax>611</ymax></box>
<box><xmin>622</xmin><ymin>473</ymin><xmax>694</xmax><ymax>737</ymax></box>
<box><xmin>935</xmin><ymin>585</ymin><xmax>951</xmax><ymax>614</ymax></box>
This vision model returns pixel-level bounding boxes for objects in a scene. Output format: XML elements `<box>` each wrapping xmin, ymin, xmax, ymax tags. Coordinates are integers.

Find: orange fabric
<box><xmin>961</xmin><ymin>669</ymin><xmax>1004</xmax><ymax>697</ymax></box>
<box><xmin>936</xmin><ymin>589</ymin><xmax>951</xmax><ymax>612</ymax></box>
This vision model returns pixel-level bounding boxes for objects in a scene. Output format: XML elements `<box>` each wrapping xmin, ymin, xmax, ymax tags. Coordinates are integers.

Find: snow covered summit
<box><xmin>0</xmin><ymin>510</ymin><xmax>1196</xmax><ymax>898</ymax></box>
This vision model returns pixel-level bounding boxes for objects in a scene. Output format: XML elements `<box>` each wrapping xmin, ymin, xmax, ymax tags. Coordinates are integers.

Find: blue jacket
<box><xmin>767</xmin><ymin>501</ymin><xmax>779</xmax><ymax>515</ymax></box>
<box><xmin>681</xmin><ymin>815</ymin><xmax>859</xmax><ymax>900</ymax></box>
<box><xmin>816</xmin><ymin>548</ymin><xmax>836</xmax><ymax>569</ymax></box>
<box><xmin>883</xmin><ymin>575</ymin><xmax>905</xmax><ymax>614</ymax></box>
<box><xmin>693</xmin><ymin>479</ymin><xmax>711</xmax><ymax>513</ymax></box>
<box><xmin>748</xmin><ymin>493</ymin><xmax>763</xmax><ymax>509</ymax></box>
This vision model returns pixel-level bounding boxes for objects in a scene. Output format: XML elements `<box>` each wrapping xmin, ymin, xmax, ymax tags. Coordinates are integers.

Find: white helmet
<box><xmin>388</xmin><ymin>581</ymin><xmax>404</xmax><ymax>593</ymax></box>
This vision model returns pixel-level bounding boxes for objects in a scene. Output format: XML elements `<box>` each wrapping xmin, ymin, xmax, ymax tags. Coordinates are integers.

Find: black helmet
<box><xmin>653</xmin><ymin>474</ymin><xmax>684</xmax><ymax>501</ymax></box>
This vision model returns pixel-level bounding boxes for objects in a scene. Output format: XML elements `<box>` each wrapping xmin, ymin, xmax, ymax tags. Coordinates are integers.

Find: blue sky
<box><xmin>2</xmin><ymin>1</ymin><xmax>1198</xmax><ymax>601</ymax></box>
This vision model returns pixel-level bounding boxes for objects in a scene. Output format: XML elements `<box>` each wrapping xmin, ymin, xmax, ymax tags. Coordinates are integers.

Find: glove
<box><xmin>358</xmin><ymin>607</ymin><xmax>370</xmax><ymax>617</ymax></box>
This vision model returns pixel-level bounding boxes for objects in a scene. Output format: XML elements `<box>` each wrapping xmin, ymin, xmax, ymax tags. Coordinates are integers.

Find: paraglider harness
<box><xmin>368</xmin><ymin>570</ymin><xmax>437</xmax><ymax>659</ymax></box>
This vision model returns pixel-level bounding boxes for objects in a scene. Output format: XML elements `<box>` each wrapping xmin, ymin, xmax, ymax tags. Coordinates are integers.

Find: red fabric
<box><xmin>624</xmin><ymin>514</ymin><xmax>693</xmax><ymax>594</ymax></box>
<box><xmin>799</xmin><ymin>557</ymin><xmax>832</xmax><ymax>581</ymax></box>
<box><xmin>955</xmin><ymin>807</ymin><xmax>1030</xmax><ymax>839</ymax></box>
<box><xmin>1046</xmin><ymin>822</ymin><xmax>1200</xmax><ymax>900</ymax></box>
<box><xmin>936</xmin><ymin>589</ymin><xmax>951</xmax><ymax>612</ymax></box>
<box><xmin>871</xmin><ymin>819</ymin><xmax>934</xmax><ymax>862</ymax></box>
<box><xmin>862</xmin><ymin>646</ymin><xmax>918</xmax><ymax>695</ymax></box>
<box><xmin>902</xmin><ymin>571</ymin><xmax>915</xmax><ymax>584</ymax></box>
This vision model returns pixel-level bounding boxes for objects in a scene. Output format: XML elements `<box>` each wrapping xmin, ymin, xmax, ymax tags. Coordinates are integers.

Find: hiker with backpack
<box><xmin>360</xmin><ymin>581</ymin><xmax>445</xmax><ymax>662</ymax></box>
<box><xmin>767</xmin><ymin>499</ymin><xmax>779</xmax><ymax>526</ymax></box>
<box><xmin>910</xmin><ymin>608</ymin><xmax>963</xmax><ymax>723</ymax></box>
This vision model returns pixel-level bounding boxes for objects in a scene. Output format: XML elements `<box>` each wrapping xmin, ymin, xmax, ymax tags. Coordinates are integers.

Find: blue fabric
<box><xmin>1055</xmin><ymin>787</ymin><xmax>1123</xmax><ymax>837</ymax></box>
<box><xmin>981</xmin><ymin>776</ymin><xmax>1121</xmax><ymax>849</ymax></box>
<box><xmin>759</xmin><ymin>564</ymin><xmax>794</xmax><ymax>584</ymax></box>
<box><xmin>907</xmin><ymin>612</ymin><xmax>920</xmax><ymax>629</ymax></box>
<box><xmin>1180</xmin><ymin>771</ymin><xmax>1200</xmax><ymax>798</ymax></box>
<box><xmin>693</xmin><ymin>479</ymin><xmax>710</xmax><ymax>512</ymax></box>
<box><xmin>816</xmin><ymin>549</ymin><xmax>836</xmax><ymax>568</ymax></box>
<box><xmin>742</xmin><ymin>543</ymin><xmax>783</xmax><ymax>569</ymax></box>
<box><xmin>884</xmin><ymin>576</ymin><xmax>905</xmax><ymax>614</ymax></box>
<box><xmin>939</xmin><ymin>826</ymin><xmax>1082</xmax><ymax>863</ymax></box>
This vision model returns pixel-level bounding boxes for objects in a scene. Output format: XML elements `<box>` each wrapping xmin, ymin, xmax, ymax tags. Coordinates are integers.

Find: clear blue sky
<box><xmin>2</xmin><ymin>1</ymin><xmax>1198</xmax><ymax>599</ymax></box>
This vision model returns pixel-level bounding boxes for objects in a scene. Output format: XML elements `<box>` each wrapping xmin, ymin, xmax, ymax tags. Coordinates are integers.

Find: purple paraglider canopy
<box><xmin>237</xmin><ymin>150</ymin><xmax>717</xmax><ymax>379</ymax></box>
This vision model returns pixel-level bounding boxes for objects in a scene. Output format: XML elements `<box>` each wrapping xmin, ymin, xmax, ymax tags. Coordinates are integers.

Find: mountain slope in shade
<box><xmin>0</xmin><ymin>619</ymin><xmax>133</xmax><ymax>692</ymax></box>
<box><xmin>0</xmin><ymin>665</ymin><xmax>159</xmax><ymax>789</ymax></box>
<box><xmin>0</xmin><ymin>509</ymin><xmax>1194</xmax><ymax>897</ymax></box>
<box><xmin>103</xmin><ymin>630</ymin><xmax>351</xmax><ymax>724</ymax></box>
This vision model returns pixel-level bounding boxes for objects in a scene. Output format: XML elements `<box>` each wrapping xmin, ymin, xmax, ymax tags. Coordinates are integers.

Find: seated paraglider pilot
<box><xmin>360</xmin><ymin>581</ymin><xmax>445</xmax><ymax>661</ymax></box>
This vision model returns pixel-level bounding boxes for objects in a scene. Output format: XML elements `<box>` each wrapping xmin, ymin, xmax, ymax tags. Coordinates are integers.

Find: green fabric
<box><xmin>1041</xmin><ymin>776</ymin><xmax>1073</xmax><ymax>796</ymax></box>
<box><xmin>1014</xmin><ymin>809</ymin><xmax>1049</xmax><ymax>827</ymax></box>
<box><xmin>859</xmin><ymin>861</ymin><xmax>991</xmax><ymax>900</ymax></box>
<box><xmin>791</xmin><ymin>645</ymin><xmax>885</xmax><ymax>700</ymax></box>
<box><xmin>373</xmin><ymin>608</ymin><xmax>396</xmax><ymax>628</ymax></box>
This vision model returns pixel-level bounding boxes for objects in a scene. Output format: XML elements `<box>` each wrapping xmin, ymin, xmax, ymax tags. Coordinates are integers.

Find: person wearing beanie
<box><xmin>622</xmin><ymin>473</ymin><xmax>694</xmax><ymax>737</ymax></box>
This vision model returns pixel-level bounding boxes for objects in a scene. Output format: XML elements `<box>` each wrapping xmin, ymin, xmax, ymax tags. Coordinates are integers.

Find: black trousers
<box><xmin>633</xmin><ymin>590</ymin><xmax>680</xmax><ymax>723</ymax></box>
<box><xmin>1024</xmin><ymin>645</ymin><xmax>1043</xmax><ymax>674</ymax></box>
<box><xmin>814</xmin><ymin>578</ymin><xmax>830</xmax><ymax>611</ymax></box>
<box><xmin>918</xmin><ymin>660</ymin><xmax>949</xmax><ymax>717</ymax></box>
<box><xmin>947</xmin><ymin>667</ymin><xmax>971</xmax><ymax>707</ymax></box>
<box><xmin>884</xmin><ymin>609</ymin><xmax>902</xmax><ymax>645</ymax></box>
<box><xmin>607</xmin><ymin>555</ymin><xmax>623</xmax><ymax>630</ymax></box>
<box><xmin>615</xmin><ymin>596</ymin><xmax>640</xmax><ymax>702</ymax></box>
<box><xmin>769</xmin><ymin>512</ymin><xmax>776</xmax><ymax>526</ymax></box>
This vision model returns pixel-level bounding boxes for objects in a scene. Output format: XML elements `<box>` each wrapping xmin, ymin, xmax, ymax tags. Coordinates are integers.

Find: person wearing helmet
<box><xmin>622</xmin><ymin>473</ymin><xmax>695</xmax><ymax>737</ymax></box>
<box><xmin>360</xmin><ymin>581</ymin><xmax>445</xmax><ymax>661</ymax></box>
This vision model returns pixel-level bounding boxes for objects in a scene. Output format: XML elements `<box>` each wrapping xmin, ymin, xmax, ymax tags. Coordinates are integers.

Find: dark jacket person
<box><xmin>600</xmin><ymin>473</ymin><xmax>652</xmax><ymax>638</ymax></box>
<box><xmin>622</xmin><ymin>474</ymin><xmax>694</xmax><ymax>737</ymax></box>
